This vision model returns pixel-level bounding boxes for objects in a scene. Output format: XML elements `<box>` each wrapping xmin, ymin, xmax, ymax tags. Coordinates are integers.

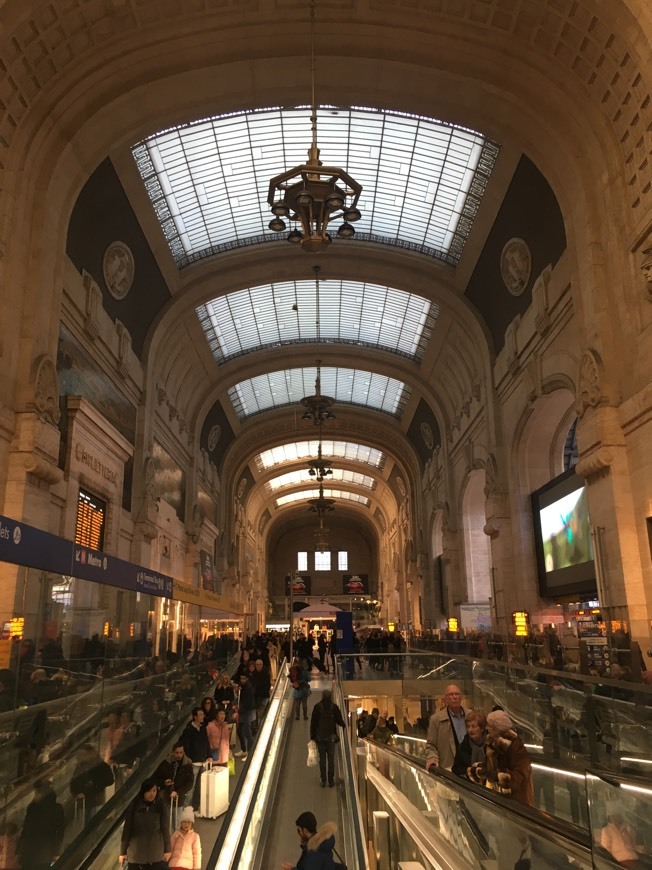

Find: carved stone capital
<box><xmin>22</xmin><ymin>451</ymin><xmax>64</xmax><ymax>485</ymax></box>
<box><xmin>640</xmin><ymin>245</ymin><xmax>652</xmax><ymax>300</ymax></box>
<box><xmin>576</xmin><ymin>348</ymin><xmax>608</xmax><ymax>417</ymax></box>
<box><xmin>30</xmin><ymin>355</ymin><xmax>61</xmax><ymax>425</ymax></box>
<box><xmin>483</xmin><ymin>519</ymin><xmax>501</xmax><ymax>540</ymax></box>
<box><xmin>576</xmin><ymin>447</ymin><xmax>614</xmax><ymax>481</ymax></box>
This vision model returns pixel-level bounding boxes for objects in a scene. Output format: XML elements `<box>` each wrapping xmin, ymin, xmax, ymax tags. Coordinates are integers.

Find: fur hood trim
<box><xmin>307</xmin><ymin>822</ymin><xmax>337</xmax><ymax>851</ymax></box>
<box><xmin>493</xmin><ymin>730</ymin><xmax>518</xmax><ymax>752</ymax></box>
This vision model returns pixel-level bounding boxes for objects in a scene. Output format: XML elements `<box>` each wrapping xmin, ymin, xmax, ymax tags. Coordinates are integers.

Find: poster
<box><xmin>285</xmin><ymin>574</ymin><xmax>311</xmax><ymax>596</ymax></box>
<box><xmin>342</xmin><ymin>574</ymin><xmax>369</xmax><ymax>595</ymax></box>
<box><xmin>200</xmin><ymin>549</ymin><xmax>215</xmax><ymax>593</ymax></box>
<box><xmin>459</xmin><ymin>603</ymin><xmax>493</xmax><ymax>632</ymax></box>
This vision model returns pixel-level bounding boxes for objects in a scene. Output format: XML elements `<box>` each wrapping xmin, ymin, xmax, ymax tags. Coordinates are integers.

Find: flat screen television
<box><xmin>531</xmin><ymin>468</ymin><xmax>596</xmax><ymax>597</ymax></box>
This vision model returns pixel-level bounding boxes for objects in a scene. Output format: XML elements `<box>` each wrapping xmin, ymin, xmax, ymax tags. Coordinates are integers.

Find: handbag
<box><xmin>228</xmin><ymin>754</ymin><xmax>235</xmax><ymax>776</ymax></box>
<box><xmin>307</xmin><ymin>740</ymin><xmax>318</xmax><ymax>767</ymax></box>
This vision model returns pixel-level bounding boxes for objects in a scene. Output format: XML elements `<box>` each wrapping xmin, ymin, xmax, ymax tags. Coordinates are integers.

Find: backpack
<box><xmin>316</xmin><ymin>702</ymin><xmax>336</xmax><ymax>741</ymax></box>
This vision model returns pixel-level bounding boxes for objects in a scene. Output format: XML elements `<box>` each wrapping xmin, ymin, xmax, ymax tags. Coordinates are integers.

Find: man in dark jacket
<box><xmin>235</xmin><ymin>673</ymin><xmax>256</xmax><ymax>759</ymax></box>
<box><xmin>281</xmin><ymin>811</ymin><xmax>339</xmax><ymax>870</ymax></box>
<box><xmin>310</xmin><ymin>689</ymin><xmax>346</xmax><ymax>788</ymax></box>
<box><xmin>17</xmin><ymin>780</ymin><xmax>65</xmax><ymax>870</ymax></box>
<box><xmin>70</xmin><ymin>743</ymin><xmax>115</xmax><ymax>824</ymax></box>
<box><xmin>154</xmin><ymin>741</ymin><xmax>195</xmax><ymax>825</ymax></box>
<box><xmin>182</xmin><ymin>707</ymin><xmax>211</xmax><ymax>814</ymax></box>
<box><xmin>253</xmin><ymin>659</ymin><xmax>271</xmax><ymax>717</ymax></box>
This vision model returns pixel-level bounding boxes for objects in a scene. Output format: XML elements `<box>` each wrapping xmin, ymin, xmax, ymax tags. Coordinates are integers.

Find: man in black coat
<box><xmin>310</xmin><ymin>689</ymin><xmax>346</xmax><ymax>788</ymax></box>
<box><xmin>154</xmin><ymin>741</ymin><xmax>195</xmax><ymax>826</ymax></box>
<box><xmin>17</xmin><ymin>780</ymin><xmax>65</xmax><ymax>870</ymax></box>
<box><xmin>181</xmin><ymin>707</ymin><xmax>211</xmax><ymax>814</ymax></box>
<box><xmin>70</xmin><ymin>743</ymin><xmax>115</xmax><ymax>824</ymax></box>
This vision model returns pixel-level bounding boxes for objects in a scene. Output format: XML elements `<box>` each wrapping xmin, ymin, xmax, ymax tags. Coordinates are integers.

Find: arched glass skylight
<box><xmin>267</xmin><ymin>469</ymin><xmax>376</xmax><ymax>492</ymax></box>
<box><xmin>228</xmin><ymin>367</ymin><xmax>409</xmax><ymax>419</ymax></box>
<box><xmin>276</xmin><ymin>489</ymin><xmax>370</xmax><ymax>508</ymax></box>
<box><xmin>132</xmin><ymin>106</ymin><xmax>499</xmax><ymax>268</ymax></box>
<box><xmin>197</xmin><ymin>280</ymin><xmax>438</xmax><ymax>364</ymax></box>
<box><xmin>256</xmin><ymin>441</ymin><xmax>386</xmax><ymax>471</ymax></box>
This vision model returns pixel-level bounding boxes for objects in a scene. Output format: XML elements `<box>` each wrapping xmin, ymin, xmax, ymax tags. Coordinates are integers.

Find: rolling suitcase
<box><xmin>200</xmin><ymin>759</ymin><xmax>229</xmax><ymax>818</ymax></box>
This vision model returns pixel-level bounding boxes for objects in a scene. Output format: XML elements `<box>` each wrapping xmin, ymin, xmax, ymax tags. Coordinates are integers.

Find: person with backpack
<box><xmin>309</xmin><ymin>689</ymin><xmax>346</xmax><ymax>788</ymax></box>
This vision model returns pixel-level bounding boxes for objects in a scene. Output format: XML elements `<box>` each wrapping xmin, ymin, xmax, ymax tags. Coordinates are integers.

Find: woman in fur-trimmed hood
<box><xmin>468</xmin><ymin>710</ymin><xmax>534</xmax><ymax>807</ymax></box>
<box><xmin>282</xmin><ymin>812</ymin><xmax>339</xmax><ymax>870</ymax></box>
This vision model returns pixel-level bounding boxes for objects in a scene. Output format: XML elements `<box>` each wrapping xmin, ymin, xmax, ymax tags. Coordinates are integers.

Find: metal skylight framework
<box><xmin>276</xmin><ymin>489</ymin><xmax>370</xmax><ymax>508</ymax></box>
<box><xmin>256</xmin><ymin>440</ymin><xmax>386</xmax><ymax>471</ymax></box>
<box><xmin>197</xmin><ymin>280</ymin><xmax>438</xmax><ymax>364</ymax></box>
<box><xmin>132</xmin><ymin>106</ymin><xmax>499</xmax><ymax>267</ymax></box>
<box><xmin>228</xmin><ymin>367</ymin><xmax>410</xmax><ymax>419</ymax></box>
<box><xmin>267</xmin><ymin>468</ymin><xmax>376</xmax><ymax>492</ymax></box>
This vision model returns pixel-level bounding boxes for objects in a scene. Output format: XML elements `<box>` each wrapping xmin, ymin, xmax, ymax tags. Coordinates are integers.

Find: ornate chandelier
<box><xmin>267</xmin><ymin>0</ymin><xmax>362</xmax><ymax>254</ymax></box>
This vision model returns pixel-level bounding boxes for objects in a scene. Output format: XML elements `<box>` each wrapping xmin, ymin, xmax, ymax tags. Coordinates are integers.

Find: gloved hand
<box><xmin>497</xmin><ymin>771</ymin><xmax>512</xmax><ymax>793</ymax></box>
<box><xmin>467</xmin><ymin>762</ymin><xmax>487</xmax><ymax>784</ymax></box>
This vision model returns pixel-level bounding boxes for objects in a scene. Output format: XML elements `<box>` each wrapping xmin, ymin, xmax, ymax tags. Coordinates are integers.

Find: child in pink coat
<box><xmin>169</xmin><ymin>806</ymin><xmax>201</xmax><ymax>870</ymax></box>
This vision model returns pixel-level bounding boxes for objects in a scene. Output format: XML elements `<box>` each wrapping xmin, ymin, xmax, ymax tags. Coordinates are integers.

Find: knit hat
<box><xmin>487</xmin><ymin>710</ymin><xmax>513</xmax><ymax>733</ymax></box>
<box><xmin>180</xmin><ymin>806</ymin><xmax>195</xmax><ymax>823</ymax></box>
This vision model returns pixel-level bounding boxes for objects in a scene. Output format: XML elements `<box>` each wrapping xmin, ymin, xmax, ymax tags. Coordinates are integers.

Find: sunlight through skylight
<box><xmin>132</xmin><ymin>106</ymin><xmax>499</xmax><ymax>267</ymax></box>
<box><xmin>197</xmin><ymin>280</ymin><xmax>438</xmax><ymax>364</ymax></box>
<box><xmin>267</xmin><ymin>468</ymin><xmax>376</xmax><ymax>492</ymax></box>
<box><xmin>256</xmin><ymin>441</ymin><xmax>386</xmax><ymax>470</ymax></box>
<box><xmin>276</xmin><ymin>489</ymin><xmax>370</xmax><ymax>508</ymax></box>
<box><xmin>228</xmin><ymin>367</ymin><xmax>409</xmax><ymax>419</ymax></box>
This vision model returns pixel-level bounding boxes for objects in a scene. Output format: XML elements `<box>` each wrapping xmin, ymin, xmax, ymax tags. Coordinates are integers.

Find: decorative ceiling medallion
<box><xmin>207</xmin><ymin>425</ymin><xmax>222</xmax><ymax>452</ymax></box>
<box><xmin>420</xmin><ymin>421</ymin><xmax>434</xmax><ymax>450</ymax></box>
<box><xmin>103</xmin><ymin>241</ymin><xmax>135</xmax><ymax>300</ymax></box>
<box><xmin>501</xmin><ymin>238</ymin><xmax>532</xmax><ymax>296</ymax></box>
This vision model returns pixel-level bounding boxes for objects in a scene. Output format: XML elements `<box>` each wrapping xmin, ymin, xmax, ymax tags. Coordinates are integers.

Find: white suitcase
<box><xmin>200</xmin><ymin>760</ymin><xmax>230</xmax><ymax>818</ymax></box>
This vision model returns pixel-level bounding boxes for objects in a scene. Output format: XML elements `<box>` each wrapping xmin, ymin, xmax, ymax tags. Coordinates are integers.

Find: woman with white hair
<box><xmin>468</xmin><ymin>710</ymin><xmax>534</xmax><ymax>807</ymax></box>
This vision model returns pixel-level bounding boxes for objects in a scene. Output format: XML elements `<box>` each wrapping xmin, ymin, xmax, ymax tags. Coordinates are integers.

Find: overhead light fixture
<box><xmin>267</xmin><ymin>0</ymin><xmax>362</xmax><ymax>253</ymax></box>
<box><xmin>307</xmin><ymin>482</ymin><xmax>335</xmax><ymax>516</ymax></box>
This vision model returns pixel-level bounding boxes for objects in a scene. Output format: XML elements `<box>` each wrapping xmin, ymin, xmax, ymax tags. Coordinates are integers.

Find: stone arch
<box><xmin>461</xmin><ymin>468</ymin><xmax>492</xmax><ymax>604</ymax></box>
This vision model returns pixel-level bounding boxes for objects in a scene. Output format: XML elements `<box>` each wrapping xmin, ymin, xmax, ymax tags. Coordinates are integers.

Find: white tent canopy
<box><xmin>296</xmin><ymin>603</ymin><xmax>343</xmax><ymax>619</ymax></box>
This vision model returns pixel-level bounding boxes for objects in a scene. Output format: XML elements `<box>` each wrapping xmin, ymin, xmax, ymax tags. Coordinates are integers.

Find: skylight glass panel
<box><xmin>228</xmin><ymin>367</ymin><xmax>410</xmax><ymax>419</ymax></box>
<box><xmin>196</xmin><ymin>280</ymin><xmax>438</xmax><ymax>364</ymax></box>
<box><xmin>256</xmin><ymin>441</ymin><xmax>386</xmax><ymax>470</ymax></box>
<box><xmin>275</xmin><ymin>489</ymin><xmax>370</xmax><ymax>508</ymax></box>
<box><xmin>132</xmin><ymin>106</ymin><xmax>499</xmax><ymax>267</ymax></box>
<box><xmin>267</xmin><ymin>469</ymin><xmax>376</xmax><ymax>492</ymax></box>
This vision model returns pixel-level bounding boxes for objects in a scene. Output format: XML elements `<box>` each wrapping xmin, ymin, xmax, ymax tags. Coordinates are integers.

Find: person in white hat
<box><xmin>168</xmin><ymin>806</ymin><xmax>202</xmax><ymax>870</ymax></box>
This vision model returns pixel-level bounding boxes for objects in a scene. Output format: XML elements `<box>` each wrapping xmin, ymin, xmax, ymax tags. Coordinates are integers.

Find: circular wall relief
<box><xmin>500</xmin><ymin>237</ymin><xmax>532</xmax><ymax>296</ymax></box>
<box><xmin>207</xmin><ymin>424</ymin><xmax>222</xmax><ymax>452</ymax></box>
<box><xmin>103</xmin><ymin>241</ymin><xmax>135</xmax><ymax>300</ymax></box>
<box><xmin>420</xmin><ymin>421</ymin><xmax>434</xmax><ymax>450</ymax></box>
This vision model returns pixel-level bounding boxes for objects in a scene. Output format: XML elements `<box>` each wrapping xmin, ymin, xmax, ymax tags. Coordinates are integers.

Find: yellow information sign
<box><xmin>172</xmin><ymin>579</ymin><xmax>243</xmax><ymax>616</ymax></box>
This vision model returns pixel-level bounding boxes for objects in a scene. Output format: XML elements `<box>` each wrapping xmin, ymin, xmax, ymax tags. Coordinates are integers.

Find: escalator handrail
<box><xmin>363</xmin><ymin>737</ymin><xmax>594</xmax><ymax>854</ymax></box>
<box><xmin>332</xmin><ymin>666</ymin><xmax>371</xmax><ymax>870</ymax></box>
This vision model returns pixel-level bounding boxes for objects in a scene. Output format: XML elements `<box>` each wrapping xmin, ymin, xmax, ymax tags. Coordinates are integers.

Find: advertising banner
<box><xmin>73</xmin><ymin>545</ymin><xmax>173</xmax><ymax>598</ymax></box>
<box><xmin>200</xmin><ymin>549</ymin><xmax>215</xmax><ymax>593</ymax></box>
<box><xmin>459</xmin><ymin>603</ymin><xmax>493</xmax><ymax>632</ymax></box>
<box><xmin>342</xmin><ymin>574</ymin><xmax>369</xmax><ymax>595</ymax></box>
<box><xmin>0</xmin><ymin>514</ymin><xmax>73</xmax><ymax>575</ymax></box>
<box><xmin>285</xmin><ymin>574</ymin><xmax>311</xmax><ymax>596</ymax></box>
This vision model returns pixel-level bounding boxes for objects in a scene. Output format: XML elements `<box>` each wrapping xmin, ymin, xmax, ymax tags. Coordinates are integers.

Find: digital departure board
<box><xmin>75</xmin><ymin>489</ymin><xmax>106</xmax><ymax>551</ymax></box>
